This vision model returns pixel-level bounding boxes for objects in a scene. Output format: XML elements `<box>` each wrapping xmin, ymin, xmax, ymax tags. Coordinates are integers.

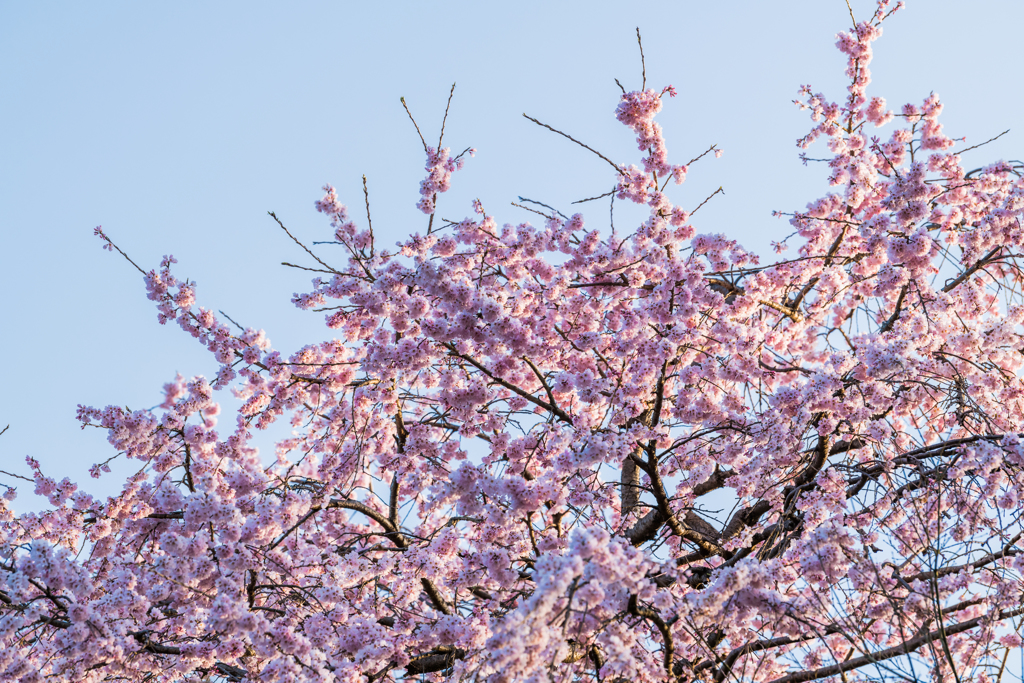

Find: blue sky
<box><xmin>3</xmin><ymin>0</ymin><xmax>1023</xmax><ymax>508</ymax></box>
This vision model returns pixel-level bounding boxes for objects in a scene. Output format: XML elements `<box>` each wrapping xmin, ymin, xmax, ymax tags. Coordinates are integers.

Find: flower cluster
<box><xmin>416</xmin><ymin>146</ymin><xmax>473</xmax><ymax>214</ymax></box>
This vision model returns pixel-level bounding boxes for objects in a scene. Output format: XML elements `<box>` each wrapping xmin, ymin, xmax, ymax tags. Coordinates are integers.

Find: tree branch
<box><xmin>446</xmin><ymin>344</ymin><xmax>572</xmax><ymax>423</ymax></box>
<box><xmin>766</xmin><ymin>606</ymin><xmax>1024</xmax><ymax>683</ymax></box>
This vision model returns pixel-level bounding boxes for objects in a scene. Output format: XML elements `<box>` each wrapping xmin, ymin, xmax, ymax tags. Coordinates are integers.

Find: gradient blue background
<box><xmin>3</xmin><ymin>1</ymin><xmax>1023</xmax><ymax>509</ymax></box>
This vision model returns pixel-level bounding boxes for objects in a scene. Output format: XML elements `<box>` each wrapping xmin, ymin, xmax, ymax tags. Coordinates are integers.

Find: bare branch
<box><xmin>522</xmin><ymin>114</ymin><xmax>624</xmax><ymax>175</ymax></box>
<box><xmin>400</xmin><ymin>96</ymin><xmax>429</xmax><ymax>153</ymax></box>
<box><xmin>635</xmin><ymin>27</ymin><xmax>646</xmax><ymax>91</ymax></box>
<box><xmin>268</xmin><ymin>211</ymin><xmax>340</xmax><ymax>274</ymax></box>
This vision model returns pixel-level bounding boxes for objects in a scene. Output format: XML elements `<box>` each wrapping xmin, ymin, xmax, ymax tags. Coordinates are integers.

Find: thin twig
<box><xmin>635</xmin><ymin>28</ymin><xmax>646</xmax><ymax>91</ymax></box>
<box><xmin>685</xmin><ymin>143</ymin><xmax>720</xmax><ymax>167</ymax></box>
<box><xmin>690</xmin><ymin>186</ymin><xmax>724</xmax><ymax>217</ymax></box>
<box><xmin>522</xmin><ymin>356</ymin><xmax>561</xmax><ymax>417</ymax></box>
<box><xmin>872</xmin><ymin>143</ymin><xmax>903</xmax><ymax>179</ymax></box>
<box><xmin>268</xmin><ymin>211</ymin><xmax>339</xmax><ymax>274</ymax></box>
<box><xmin>614</xmin><ymin>78</ymin><xmax>626</xmax><ymax>95</ymax></box>
<box><xmin>957</xmin><ymin>129</ymin><xmax>1010</xmax><ymax>155</ymax></box>
<box><xmin>517</xmin><ymin>197</ymin><xmax>567</xmax><ymax>219</ymax></box>
<box><xmin>511</xmin><ymin>202</ymin><xmax>554</xmax><ymax>220</ymax></box>
<box><xmin>452</xmin><ymin>146</ymin><xmax>474</xmax><ymax>163</ymax></box>
<box><xmin>522</xmin><ymin>114</ymin><xmax>624</xmax><ymax>175</ymax></box>
<box><xmin>362</xmin><ymin>175</ymin><xmax>374</xmax><ymax>256</ymax></box>
<box><xmin>400</xmin><ymin>97</ymin><xmax>429</xmax><ymax>153</ymax></box>
<box><xmin>572</xmin><ymin>189</ymin><xmax>616</xmax><ymax>204</ymax></box>
<box><xmin>281</xmin><ymin>262</ymin><xmax>336</xmax><ymax>275</ymax></box>
<box><xmin>94</xmin><ymin>228</ymin><xmax>146</xmax><ymax>275</ymax></box>
<box><xmin>0</xmin><ymin>469</ymin><xmax>32</xmax><ymax>483</ymax></box>
<box><xmin>878</xmin><ymin>2</ymin><xmax>902</xmax><ymax>22</ymax></box>
<box><xmin>610</xmin><ymin>188</ymin><xmax>615</xmax><ymax>231</ymax></box>
<box><xmin>218</xmin><ymin>310</ymin><xmax>246</xmax><ymax>332</ymax></box>
<box><xmin>438</xmin><ymin>83</ymin><xmax>456</xmax><ymax>148</ymax></box>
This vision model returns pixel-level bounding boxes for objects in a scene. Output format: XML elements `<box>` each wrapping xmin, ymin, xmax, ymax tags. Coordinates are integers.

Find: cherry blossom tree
<box><xmin>5</xmin><ymin>2</ymin><xmax>1024</xmax><ymax>681</ymax></box>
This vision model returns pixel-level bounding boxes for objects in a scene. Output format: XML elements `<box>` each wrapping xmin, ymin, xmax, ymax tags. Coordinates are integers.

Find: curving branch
<box><xmin>765</xmin><ymin>605</ymin><xmax>1024</xmax><ymax>683</ymax></box>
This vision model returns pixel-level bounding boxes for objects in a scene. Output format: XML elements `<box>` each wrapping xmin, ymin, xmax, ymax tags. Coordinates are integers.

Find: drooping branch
<box><xmin>765</xmin><ymin>605</ymin><xmax>1024</xmax><ymax>683</ymax></box>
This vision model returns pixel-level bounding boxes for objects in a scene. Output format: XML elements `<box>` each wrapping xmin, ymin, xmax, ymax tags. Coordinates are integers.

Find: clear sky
<box><xmin>3</xmin><ymin>0</ymin><xmax>1023</xmax><ymax>510</ymax></box>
